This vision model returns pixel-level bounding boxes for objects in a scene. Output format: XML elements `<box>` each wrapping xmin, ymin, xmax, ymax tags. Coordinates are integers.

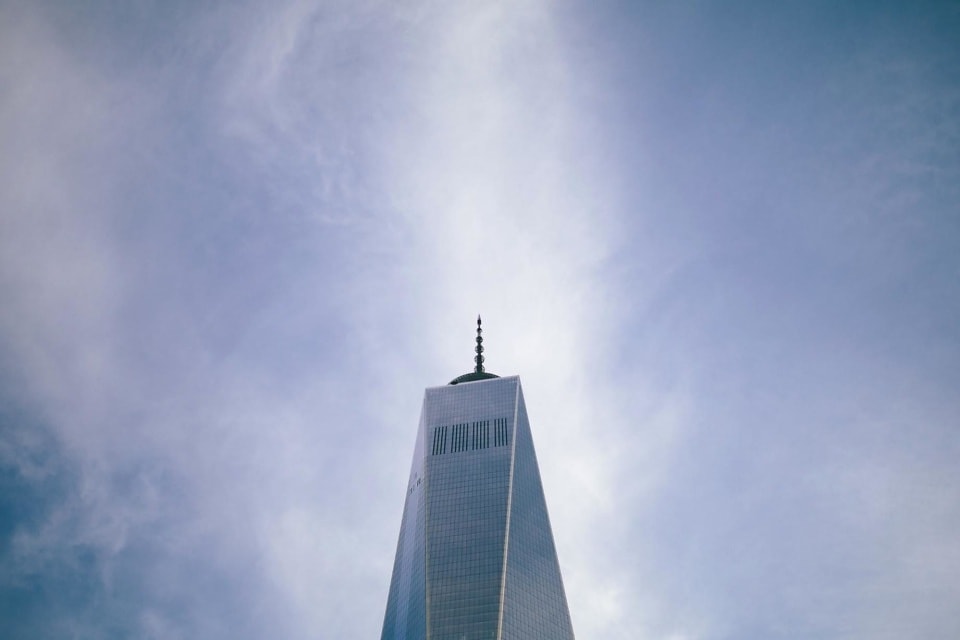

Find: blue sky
<box><xmin>1</xmin><ymin>1</ymin><xmax>958</xmax><ymax>638</ymax></box>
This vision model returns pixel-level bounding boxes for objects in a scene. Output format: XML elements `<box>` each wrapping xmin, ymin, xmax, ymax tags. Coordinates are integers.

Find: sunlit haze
<box><xmin>1</xmin><ymin>2</ymin><xmax>958</xmax><ymax>638</ymax></box>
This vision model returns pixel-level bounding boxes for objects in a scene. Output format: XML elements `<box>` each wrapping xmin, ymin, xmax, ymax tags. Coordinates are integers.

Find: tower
<box><xmin>380</xmin><ymin>318</ymin><xmax>575</xmax><ymax>640</ymax></box>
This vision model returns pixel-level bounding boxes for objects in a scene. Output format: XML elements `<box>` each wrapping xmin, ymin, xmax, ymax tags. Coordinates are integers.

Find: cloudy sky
<box><xmin>1</xmin><ymin>1</ymin><xmax>959</xmax><ymax>638</ymax></box>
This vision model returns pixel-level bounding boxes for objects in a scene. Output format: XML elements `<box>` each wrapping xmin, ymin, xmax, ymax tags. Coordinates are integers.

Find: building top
<box><xmin>448</xmin><ymin>315</ymin><xmax>500</xmax><ymax>385</ymax></box>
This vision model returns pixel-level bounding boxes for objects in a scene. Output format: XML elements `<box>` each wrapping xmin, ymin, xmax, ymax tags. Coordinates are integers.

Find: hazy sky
<box><xmin>1</xmin><ymin>1</ymin><xmax>958</xmax><ymax>638</ymax></box>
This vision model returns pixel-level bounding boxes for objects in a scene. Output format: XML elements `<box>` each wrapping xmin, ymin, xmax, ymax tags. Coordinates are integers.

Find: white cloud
<box><xmin>0</xmin><ymin>7</ymin><xmax>126</xmax><ymax>435</ymax></box>
<box><xmin>2</xmin><ymin>2</ymin><xmax>959</xmax><ymax>640</ymax></box>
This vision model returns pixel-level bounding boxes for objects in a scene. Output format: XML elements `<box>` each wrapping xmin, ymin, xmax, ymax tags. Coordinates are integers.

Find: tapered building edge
<box><xmin>380</xmin><ymin>376</ymin><xmax>575</xmax><ymax>640</ymax></box>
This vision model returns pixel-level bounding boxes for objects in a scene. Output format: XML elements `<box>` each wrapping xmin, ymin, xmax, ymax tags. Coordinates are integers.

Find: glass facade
<box><xmin>380</xmin><ymin>376</ymin><xmax>575</xmax><ymax>640</ymax></box>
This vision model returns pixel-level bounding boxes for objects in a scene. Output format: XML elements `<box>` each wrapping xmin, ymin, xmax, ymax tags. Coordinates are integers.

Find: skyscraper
<box><xmin>380</xmin><ymin>318</ymin><xmax>576</xmax><ymax>640</ymax></box>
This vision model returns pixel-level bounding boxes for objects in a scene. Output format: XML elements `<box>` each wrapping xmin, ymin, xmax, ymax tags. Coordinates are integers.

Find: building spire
<box><xmin>448</xmin><ymin>315</ymin><xmax>499</xmax><ymax>385</ymax></box>
<box><xmin>474</xmin><ymin>315</ymin><xmax>485</xmax><ymax>373</ymax></box>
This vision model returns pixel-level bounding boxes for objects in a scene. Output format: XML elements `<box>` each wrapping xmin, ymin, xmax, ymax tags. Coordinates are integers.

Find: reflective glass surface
<box><xmin>381</xmin><ymin>409</ymin><xmax>427</xmax><ymax>640</ymax></box>
<box><xmin>423</xmin><ymin>378</ymin><xmax>517</xmax><ymax>640</ymax></box>
<box><xmin>500</xmin><ymin>390</ymin><xmax>575</xmax><ymax>639</ymax></box>
<box><xmin>380</xmin><ymin>376</ymin><xmax>574</xmax><ymax>640</ymax></box>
